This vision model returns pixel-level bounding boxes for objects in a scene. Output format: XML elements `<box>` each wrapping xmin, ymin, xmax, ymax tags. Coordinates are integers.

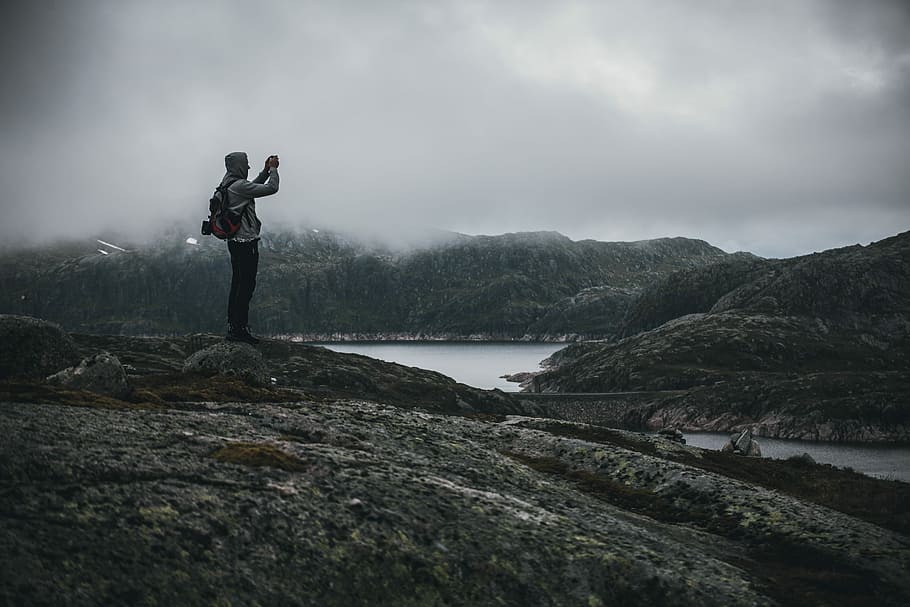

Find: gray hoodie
<box><xmin>221</xmin><ymin>151</ymin><xmax>280</xmax><ymax>241</ymax></box>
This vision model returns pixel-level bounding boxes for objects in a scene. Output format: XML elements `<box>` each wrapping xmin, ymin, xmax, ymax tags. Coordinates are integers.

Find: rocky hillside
<box><xmin>2</xmin><ymin>320</ymin><xmax>909</xmax><ymax>606</ymax></box>
<box><xmin>532</xmin><ymin>231</ymin><xmax>910</xmax><ymax>442</ymax></box>
<box><xmin>620</xmin><ymin>231</ymin><xmax>910</xmax><ymax>339</ymax></box>
<box><xmin>0</xmin><ymin>229</ymin><xmax>726</xmax><ymax>338</ymax></box>
<box><xmin>618</xmin><ymin>252</ymin><xmax>770</xmax><ymax>337</ymax></box>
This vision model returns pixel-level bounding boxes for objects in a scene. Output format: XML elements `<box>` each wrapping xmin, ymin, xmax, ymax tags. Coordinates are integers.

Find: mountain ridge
<box><xmin>0</xmin><ymin>229</ymin><xmax>728</xmax><ymax>338</ymax></box>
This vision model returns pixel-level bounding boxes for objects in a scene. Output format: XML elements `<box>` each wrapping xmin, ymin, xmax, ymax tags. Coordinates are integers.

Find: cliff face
<box><xmin>533</xmin><ymin>231</ymin><xmax>910</xmax><ymax>442</ymax></box>
<box><xmin>0</xmin><ymin>230</ymin><xmax>727</xmax><ymax>338</ymax></box>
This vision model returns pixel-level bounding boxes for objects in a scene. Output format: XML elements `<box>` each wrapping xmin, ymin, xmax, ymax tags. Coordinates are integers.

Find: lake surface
<box><xmin>315</xmin><ymin>341</ymin><xmax>563</xmax><ymax>392</ymax></box>
<box><xmin>683</xmin><ymin>432</ymin><xmax>910</xmax><ymax>482</ymax></box>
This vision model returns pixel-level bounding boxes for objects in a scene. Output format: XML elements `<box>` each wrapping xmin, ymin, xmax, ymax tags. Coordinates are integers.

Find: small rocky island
<box><xmin>2</xmin><ymin>314</ymin><xmax>909</xmax><ymax>606</ymax></box>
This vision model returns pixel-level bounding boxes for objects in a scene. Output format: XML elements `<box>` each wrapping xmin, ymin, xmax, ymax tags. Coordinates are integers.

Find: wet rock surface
<box><xmin>1</xmin><ymin>331</ymin><xmax>909</xmax><ymax>606</ymax></box>
<box><xmin>0</xmin><ymin>314</ymin><xmax>80</xmax><ymax>379</ymax></box>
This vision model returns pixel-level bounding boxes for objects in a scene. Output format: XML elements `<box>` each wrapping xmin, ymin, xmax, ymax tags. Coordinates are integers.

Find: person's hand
<box><xmin>262</xmin><ymin>156</ymin><xmax>271</xmax><ymax>172</ymax></box>
<box><xmin>268</xmin><ymin>155</ymin><xmax>280</xmax><ymax>169</ymax></box>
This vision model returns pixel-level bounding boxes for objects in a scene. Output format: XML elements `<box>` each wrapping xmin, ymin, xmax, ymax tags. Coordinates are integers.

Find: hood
<box><xmin>222</xmin><ymin>151</ymin><xmax>250</xmax><ymax>184</ymax></box>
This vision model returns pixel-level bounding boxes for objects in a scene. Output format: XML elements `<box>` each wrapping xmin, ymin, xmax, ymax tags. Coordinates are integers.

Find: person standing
<box><xmin>221</xmin><ymin>151</ymin><xmax>280</xmax><ymax>344</ymax></box>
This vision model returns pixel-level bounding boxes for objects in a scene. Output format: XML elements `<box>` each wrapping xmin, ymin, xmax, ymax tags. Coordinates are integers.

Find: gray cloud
<box><xmin>1</xmin><ymin>0</ymin><xmax>908</xmax><ymax>258</ymax></box>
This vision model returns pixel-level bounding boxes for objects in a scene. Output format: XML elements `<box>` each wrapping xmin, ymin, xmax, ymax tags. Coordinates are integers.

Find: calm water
<box><xmin>315</xmin><ymin>341</ymin><xmax>563</xmax><ymax>392</ymax></box>
<box><xmin>314</xmin><ymin>342</ymin><xmax>909</xmax><ymax>482</ymax></box>
<box><xmin>683</xmin><ymin>432</ymin><xmax>910</xmax><ymax>482</ymax></box>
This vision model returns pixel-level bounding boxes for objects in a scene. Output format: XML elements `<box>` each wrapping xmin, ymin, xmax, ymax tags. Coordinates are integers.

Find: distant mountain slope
<box><xmin>618</xmin><ymin>253</ymin><xmax>772</xmax><ymax>337</ymax></box>
<box><xmin>533</xmin><ymin>230</ymin><xmax>910</xmax><ymax>441</ymax></box>
<box><xmin>0</xmin><ymin>230</ymin><xmax>727</xmax><ymax>337</ymax></box>
<box><xmin>618</xmin><ymin>231</ymin><xmax>910</xmax><ymax>340</ymax></box>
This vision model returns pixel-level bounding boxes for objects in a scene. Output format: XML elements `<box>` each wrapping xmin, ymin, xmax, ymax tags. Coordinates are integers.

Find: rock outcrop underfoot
<box><xmin>1</xmin><ymin>331</ymin><xmax>909</xmax><ymax>605</ymax></box>
<box><xmin>3</xmin><ymin>399</ymin><xmax>909</xmax><ymax>606</ymax></box>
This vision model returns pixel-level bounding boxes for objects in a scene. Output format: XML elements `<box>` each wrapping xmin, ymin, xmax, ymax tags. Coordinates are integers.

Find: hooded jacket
<box><xmin>221</xmin><ymin>151</ymin><xmax>280</xmax><ymax>241</ymax></box>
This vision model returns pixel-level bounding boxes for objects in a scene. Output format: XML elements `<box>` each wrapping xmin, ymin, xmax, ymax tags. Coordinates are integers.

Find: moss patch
<box><xmin>131</xmin><ymin>373</ymin><xmax>302</xmax><ymax>404</ymax></box>
<box><xmin>0</xmin><ymin>381</ymin><xmax>161</xmax><ymax>410</ymax></box>
<box><xmin>211</xmin><ymin>442</ymin><xmax>308</xmax><ymax>472</ymax></box>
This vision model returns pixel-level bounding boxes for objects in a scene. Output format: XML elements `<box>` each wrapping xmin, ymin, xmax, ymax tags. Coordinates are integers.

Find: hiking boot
<box><xmin>227</xmin><ymin>325</ymin><xmax>260</xmax><ymax>345</ymax></box>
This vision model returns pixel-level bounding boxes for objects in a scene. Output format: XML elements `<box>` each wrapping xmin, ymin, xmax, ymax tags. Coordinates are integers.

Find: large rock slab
<box><xmin>182</xmin><ymin>342</ymin><xmax>269</xmax><ymax>386</ymax></box>
<box><xmin>0</xmin><ymin>314</ymin><xmax>80</xmax><ymax>380</ymax></box>
<box><xmin>46</xmin><ymin>351</ymin><xmax>131</xmax><ymax>399</ymax></box>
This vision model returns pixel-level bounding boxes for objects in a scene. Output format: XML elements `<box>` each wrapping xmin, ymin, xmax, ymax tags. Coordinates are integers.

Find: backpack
<box><xmin>201</xmin><ymin>178</ymin><xmax>242</xmax><ymax>239</ymax></box>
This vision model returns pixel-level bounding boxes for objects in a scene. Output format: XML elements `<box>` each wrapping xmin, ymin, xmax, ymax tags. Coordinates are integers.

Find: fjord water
<box><xmin>317</xmin><ymin>341</ymin><xmax>563</xmax><ymax>392</ymax></box>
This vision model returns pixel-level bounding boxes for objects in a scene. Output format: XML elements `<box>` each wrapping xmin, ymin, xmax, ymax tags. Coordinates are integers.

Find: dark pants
<box><xmin>227</xmin><ymin>239</ymin><xmax>259</xmax><ymax>328</ymax></box>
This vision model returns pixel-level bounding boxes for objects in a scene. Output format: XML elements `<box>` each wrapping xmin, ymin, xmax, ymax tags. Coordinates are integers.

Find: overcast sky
<box><xmin>2</xmin><ymin>0</ymin><xmax>908</xmax><ymax>257</ymax></box>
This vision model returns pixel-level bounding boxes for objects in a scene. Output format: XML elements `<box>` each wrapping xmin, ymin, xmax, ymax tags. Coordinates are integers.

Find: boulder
<box><xmin>0</xmin><ymin>315</ymin><xmax>81</xmax><ymax>380</ymax></box>
<box><xmin>788</xmin><ymin>452</ymin><xmax>816</xmax><ymax>465</ymax></box>
<box><xmin>46</xmin><ymin>351</ymin><xmax>131</xmax><ymax>399</ymax></box>
<box><xmin>183</xmin><ymin>342</ymin><xmax>269</xmax><ymax>386</ymax></box>
<box><xmin>721</xmin><ymin>429</ymin><xmax>762</xmax><ymax>457</ymax></box>
<box><xmin>658</xmin><ymin>427</ymin><xmax>686</xmax><ymax>444</ymax></box>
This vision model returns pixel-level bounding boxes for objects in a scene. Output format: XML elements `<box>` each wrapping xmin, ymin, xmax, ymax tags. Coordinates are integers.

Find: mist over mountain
<box><xmin>0</xmin><ymin>229</ymin><xmax>726</xmax><ymax>338</ymax></box>
<box><xmin>3</xmin><ymin>2</ymin><xmax>909</xmax><ymax>257</ymax></box>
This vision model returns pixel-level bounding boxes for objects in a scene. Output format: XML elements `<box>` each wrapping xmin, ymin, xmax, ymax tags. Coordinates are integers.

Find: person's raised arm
<box><xmin>231</xmin><ymin>157</ymin><xmax>279</xmax><ymax>198</ymax></box>
<box><xmin>252</xmin><ymin>155</ymin><xmax>277</xmax><ymax>184</ymax></box>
